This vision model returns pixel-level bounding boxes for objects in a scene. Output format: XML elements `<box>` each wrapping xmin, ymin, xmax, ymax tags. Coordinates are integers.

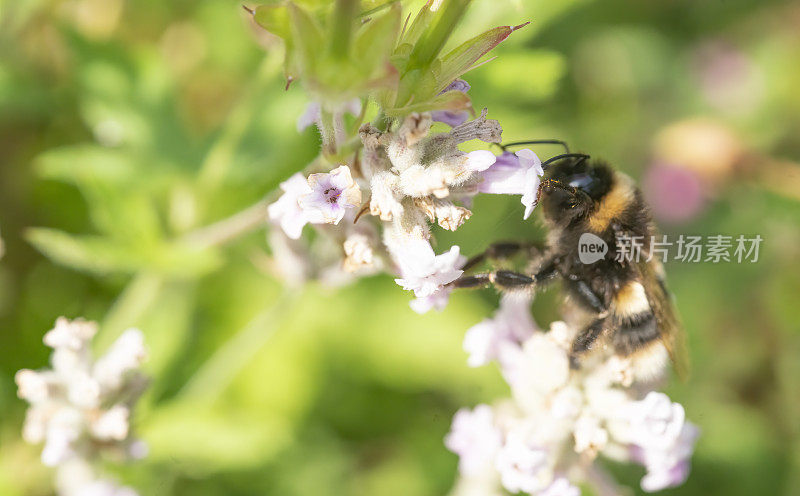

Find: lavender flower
<box><xmin>432</xmin><ymin>79</ymin><xmax>472</xmax><ymax>127</ymax></box>
<box><xmin>462</xmin><ymin>294</ymin><xmax>535</xmax><ymax>367</ymax></box>
<box><xmin>299</xmin><ymin>165</ymin><xmax>362</xmax><ymax>225</ymax></box>
<box><xmin>268</xmin><ymin>173</ymin><xmax>319</xmax><ymax>240</ymax></box>
<box><xmin>478</xmin><ymin>148</ymin><xmax>544</xmax><ymax>219</ymax></box>
<box><xmin>445</xmin><ymin>404</ymin><xmax>503</xmax><ymax>477</ymax></box>
<box><xmin>393</xmin><ymin>239</ymin><xmax>465</xmax><ymax>298</ymax></box>
<box><xmin>269</xmin><ymin>166</ymin><xmax>361</xmax><ymax>239</ymax></box>
<box><xmin>495</xmin><ymin>435</ymin><xmax>551</xmax><ymax>494</ymax></box>
<box><xmin>540</xmin><ymin>477</ymin><xmax>581</xmax><ymax>496</ymax></box>
<box><xmin>447</xmin><ymin>309</ymin><xmax>699</xmax><ymax>496</ymax></box>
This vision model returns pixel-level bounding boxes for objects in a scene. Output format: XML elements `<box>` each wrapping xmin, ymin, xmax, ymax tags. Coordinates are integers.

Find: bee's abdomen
<box><xmin>611</xmin><ymin>281</ymin><xmax>660</xmax><ymax>355</ymax></box>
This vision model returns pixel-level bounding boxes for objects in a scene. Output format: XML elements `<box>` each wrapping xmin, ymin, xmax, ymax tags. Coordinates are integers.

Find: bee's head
<box><xmin>541</xmin><ymin>158</ymin><xmax>614</xmax><ymax>220</ymax></box>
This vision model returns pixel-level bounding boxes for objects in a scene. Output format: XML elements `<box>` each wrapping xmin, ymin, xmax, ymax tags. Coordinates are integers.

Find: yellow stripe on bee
<box><xmin>614</xmin><ymin>281</ymin><xmax>650</xmax><ymax>317</ymax></box>
<box><xmin>587</xmin><ymin>175</ymin><xmax>634</xmax><ymax>232</ymax></box>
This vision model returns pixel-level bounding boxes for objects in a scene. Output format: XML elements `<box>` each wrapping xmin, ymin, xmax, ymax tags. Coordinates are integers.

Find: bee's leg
<box><xmin>462</xmin><ymin>241</ymin><xmax>544</xmax><ymax>272</ymax></box>
<box><xmin>568</xmin><ymin>317</ymin><xmax>607</xmax><ymax>369</ymax></box>
<box><xmin>451</xmin><ymin>255</ymin><xmax>560</xmax><ymax>292</ymax></box>
<box><xmin>565</xmin><ymin>278</ymin><xmax>608</xmax><ymax>316</ymax></box>
<box><xmin>450</xmin><ymin>270</ymin><xmax>534</xmax><ymax>291</ymax></box>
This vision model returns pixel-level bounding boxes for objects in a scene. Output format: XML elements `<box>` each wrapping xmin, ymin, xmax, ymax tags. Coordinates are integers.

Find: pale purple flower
<box><xmin>540</xmin><ymin>477</ymin><xmax>581</xmax><ymax>496</ymax></box>
<box><xmin>635</xmin><ymin>421</ymin><xmax>699</xmax><ymax>492</ymax></box>
<box><xmin>478</xmin><ymin>148</ymin><xmax>544</xmax><ymax>219</ymax></box>
<box><xmin>495</xmin><ymin>436</ymin><xmax>550</xmax><ymax>494</ymax></box>
<box><xmin>445</xmin><ymin>404</ymin><xmax>503</xmax><ymax>477</ymax></box>
<box><xmin>297</xmin><ymin>98</ymin><xmax>362</xmax><ymax>132</ymax></box>
<box><xmin>464</xmin><ymin>150</ymin><xmax>497</xmax><ymax>172</ymax></box>
<box><xmin>298</xmin><ymin>166</ymin><xmax>361</xmax><ymax>225</ymax></box>
<box><xmin>268</xmin><ymin>173</ymin><xmax>318</xmax><ymax>239</ymax></box>
<box><xmin>393</xmin><ymin>240</ymin><xmax>465</xmax><ymax>298</ymax></box>
<box><xmin>432</xmin><ymin>79</ymin><xmax>471</xmax><ymax>127</ymax></box>
<box><xmin>463</xmin><ymin>295</ymin><xmax>535</xmax><ymax>367</ymax></box>
<box><xmin>409</xmin><ymin>286</ymin><xmax>454</xmax><ymax>314</ymax></box>
<box><xmin>625</xmin><ymin>392</ymin><xmax>686</xmax><ymax>450</ymax></box>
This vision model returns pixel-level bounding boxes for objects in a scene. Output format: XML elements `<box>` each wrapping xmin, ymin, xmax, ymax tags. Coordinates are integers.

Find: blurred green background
<box><xmin>1</xmin><ymin>0</ymin><xmax>799</xmax><ymax>495</ymax></box>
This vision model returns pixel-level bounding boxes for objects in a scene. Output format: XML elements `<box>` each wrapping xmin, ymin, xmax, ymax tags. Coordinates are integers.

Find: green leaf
<box><xmin>385</xmin><ymin>86</ymin><xmax>471</xmax><ymax>116</ymax></box>
<box><xmin>142</xmin><ymin>404</ymin><xmax>292</xmax><ymax>472</ymax></box>
<box><xmin>400</xmin><ymin>0</ymin><xmax>436</xmax><ymax>47</ymax></box>
<box><xmin>288</xmin><ymin>2</ymin><xmax>324</xmax><ymax>77</ymax></box>
<box><xmin>436</xmin><ymin>24</ymin><xmax>517</xmax><ymax>93</ymax></box>
<box><xmin>26</xmin><ymin>228</ymin><xmax>222</xmax><ymax>277</ymax></box>
<box><xmin>359</xmin><ymin>0</ymin><xmax>400</xmax><ymax>17</ymax></box>
<box><xmin>36</xmin><ymin>145</ymin><xmax>139</xmax><ymax>186</ymax></box>
<box><xmin>408</xmin><ymin>0</ymin><xmax>472</xmax><ymax>70</ymax></box>
<box><xmin>254</xmin><ymin>4</ymin><xmax>291</xmax><ymax>39</ymax></box>
<box><xmin>353</xmin><ymin>2</ymin><xmax>401</xmax><ymax>76</ymax></box>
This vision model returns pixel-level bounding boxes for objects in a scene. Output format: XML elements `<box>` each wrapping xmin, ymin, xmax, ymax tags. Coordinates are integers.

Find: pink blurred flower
<box><xmin>642</xmin><ymin>163</ymin><xmax>705</xmax><ymax>224</ymax></box>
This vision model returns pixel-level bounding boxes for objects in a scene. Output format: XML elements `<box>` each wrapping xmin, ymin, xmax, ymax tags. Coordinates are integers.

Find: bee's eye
<box><xmin>568</xmin><ymin>173</ymin><xmax>594</xmax><ymax>191</ymax></box>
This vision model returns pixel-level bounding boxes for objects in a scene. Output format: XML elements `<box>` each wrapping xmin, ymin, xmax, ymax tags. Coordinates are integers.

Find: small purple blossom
<box><xmin>299</xmin><ymin>166</ymin><xmax>361</xmax><ymax>225</ymax></box>
<box><xmin>464</xmin><ymin>149</ymin><xmax>497</xmax><ymax>172</ymax></box>
<box><xmin>626</xmin><ymin>392</ymin><xmax>686</xmax><ymax>450</ymax></box>
<box><xmin>268</xmin><ymin>173</ymin><xmax>318</xmax><ymax>240</ymax></box>
<box><xmin>540</xmin><ymin>477</ymin><xmax>581</xmax><ymax>496</ymax></box>
<box><xmin>478</xmin><ymin>148</ymin><xmax>544</xmax><ymax>219</ymax></box>
<box><xmin>432</xmin><ymin>79</ymin><xmax>471</xmax><ymax>127</ymax></box>
<box><xmin>393</xmin><ymin>240</ymin><xmax>465</xmax><ymax>298</ymax></box>
<box><xmin>463</xmin><ymin>294</ymin><xmax>535</xmax><ymax>367</ymax></box>
<box><xmin>495</xmin><ymin>435</ymin><xmax>550</xmax><ymax>494</ymax></box>
<box><xmin>409</xmin><ymin>286</ymin><xmax>454</xmax><ymax>314</ymax></box>
<box><xmin>635</xmin><ymin>422</ymin><xmax>699</xmax><ymax>492</ymax></box>
<box><xmin>445</xmin><ymin>404</ymin><xmax>502</xmax><ymax>477</ymax></box>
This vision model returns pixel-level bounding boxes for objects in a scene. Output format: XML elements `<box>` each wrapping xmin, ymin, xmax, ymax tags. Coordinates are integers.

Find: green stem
<box><xmin>97</xmin><ymin>272</ymin><xmax>163</xmax><ymax>351</ymax></box>
<box><xmin>319</xmin><ymin>107</ymin><xmax>337</xmax><ymax>157</ymax></box>
<box><xmin>197</xmin><ymin>48</ymin><xmax>284</xmax><ymax>191</ymax></box>
<box><xmin>175</xmin><ymin>291</ymin><xmax>300</xmax><ymax>403</ymax></box>
<box><xmin>329</xmin><ymin>0</ymin><xmax>358</xmax><ymax>58</ymax></box>
<box><xmin>180</xmin><ymin>199</ymin><xmax>270</xmax><ymax>249</ymax></box>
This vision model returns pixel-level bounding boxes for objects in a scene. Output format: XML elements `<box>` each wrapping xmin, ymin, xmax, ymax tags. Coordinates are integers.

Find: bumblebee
<box><xmin>453</xmin><ymin>142</ymin><xmax>688</xmax><ymax>379</ymax></box>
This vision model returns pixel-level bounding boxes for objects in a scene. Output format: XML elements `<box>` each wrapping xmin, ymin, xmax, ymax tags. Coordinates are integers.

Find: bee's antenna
<box><xmin>501</xmin><ymin>139</ymin><xmax>570</xmax><ymax>152</ymax></box>
<box><xmin>541</xmin><ymin>153</ymin><xmax>590</xmax><ymax>169</ymax></box>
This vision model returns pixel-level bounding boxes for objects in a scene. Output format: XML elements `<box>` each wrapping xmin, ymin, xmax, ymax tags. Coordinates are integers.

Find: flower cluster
<box><xmin>16</xmin><ymin>317</ymin><xmax>148</xmax><ymax>496</ymax></box>
<box><xmin>446</xmin><ymin>295</ymin><xmax>699</xmax><ymax>495</ymax></box>
<box><xmin>267</xmin><ymin>89</ymin><xmax>545</xmax><ymax>311</ymax></box>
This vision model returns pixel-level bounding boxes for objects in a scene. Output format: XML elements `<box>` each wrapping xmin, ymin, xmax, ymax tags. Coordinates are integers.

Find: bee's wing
<box><xmin>635</xmin><ymin>258</ymin><xmax>690</xmax><ymax>381</ymax></box>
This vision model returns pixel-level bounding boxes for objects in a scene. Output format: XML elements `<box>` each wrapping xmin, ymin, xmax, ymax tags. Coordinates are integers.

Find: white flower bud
<box><xmin>15</xmin><ymin>369</ymin><xmax>51</xmax><ymax>403</ymax></box>
<box><xmin>91</xmin><ymin>405</ymin><xmax>130</xmax><ymax>441</ymax></box>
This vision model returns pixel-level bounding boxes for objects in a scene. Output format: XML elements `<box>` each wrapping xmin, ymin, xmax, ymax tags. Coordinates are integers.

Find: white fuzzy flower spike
<box><xmin>16</xmin><ymin>318</ymin><xmax>148</xmax><ymax>496</ymax></box>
